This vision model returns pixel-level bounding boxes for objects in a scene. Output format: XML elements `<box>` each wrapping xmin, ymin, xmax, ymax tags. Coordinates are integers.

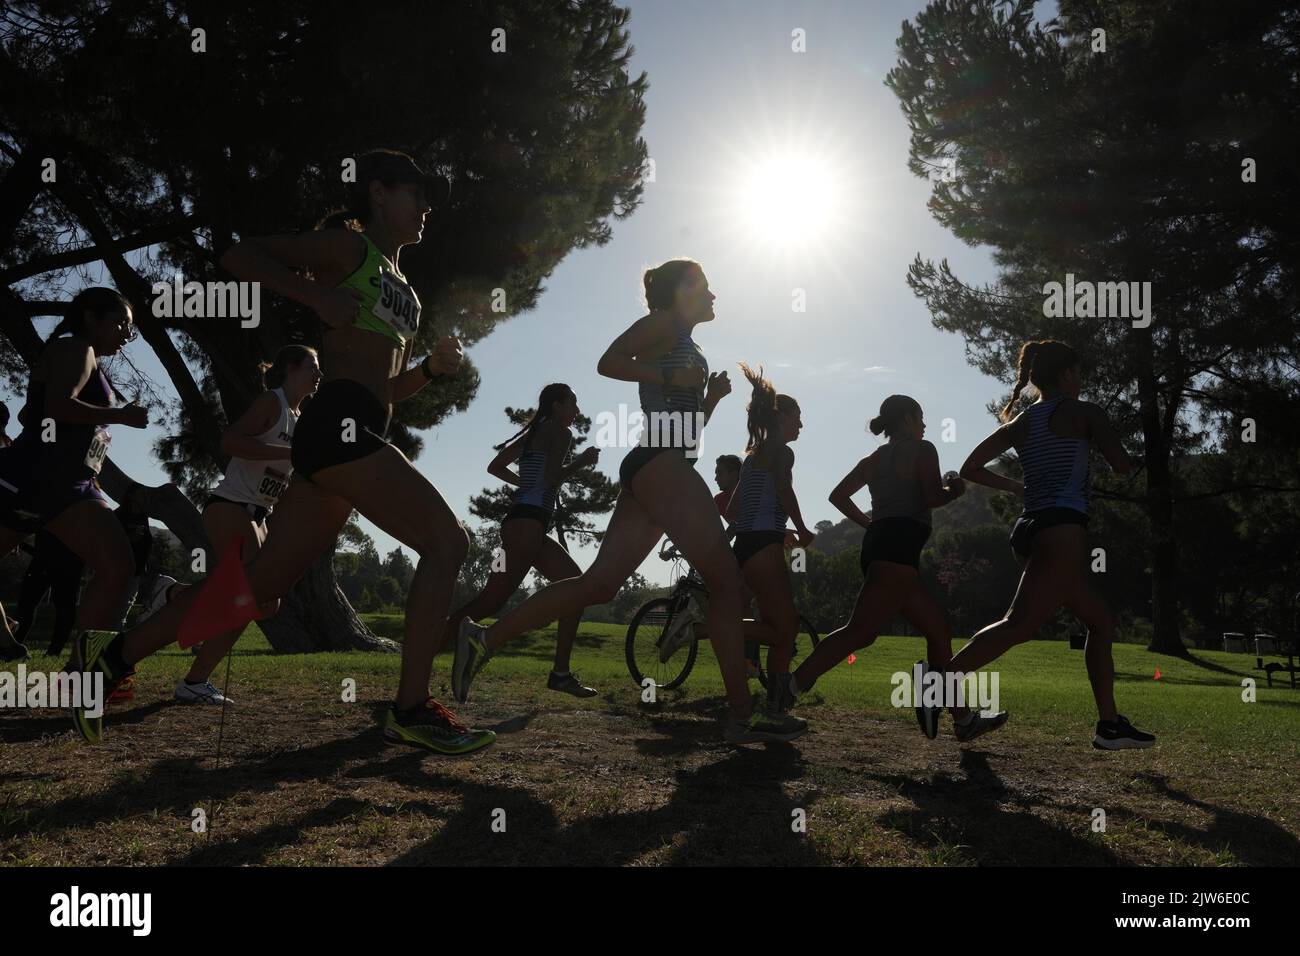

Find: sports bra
<box><xmin>336</xmin><ymin>234</ymin><xmax>421</xmax><ymax>348</ymax></box>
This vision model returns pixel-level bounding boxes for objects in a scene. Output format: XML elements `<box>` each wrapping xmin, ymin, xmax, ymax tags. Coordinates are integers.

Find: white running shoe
<box><xmin>137</xmin><ymin>575</ymin><xmax>178</xmax><ymax>624</ymax></box>
<box><xmin>174</xmin><ymin>679</ymin><xmax>232</xmax><ymax>706</ymax></box>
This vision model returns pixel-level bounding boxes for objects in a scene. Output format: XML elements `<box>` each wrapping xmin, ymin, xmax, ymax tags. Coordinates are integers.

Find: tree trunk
<box><xmin>99</xmin><ymin>459</ymin><xmax>209</xmax><ymax>554</ymax></box>
<box><xmin>1133</xmin><ymin>351</ymin><xmax>1187</xmax><ymax>657</ymax></box>
<box><xmin>258</xmin><ymin>550</ymin><xmax>400</xmax><ymax>653</ymax></box>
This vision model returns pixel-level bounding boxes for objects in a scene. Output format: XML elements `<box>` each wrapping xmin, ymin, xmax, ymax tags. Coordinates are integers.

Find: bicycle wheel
<box><xmin>757</xmin><ymin>613</ymin><xmax>821</xmax><ymax>690</ymax></box>
<box><xmin>626</xmin><ymin>597</ymin><xmax>698</xmax><ymax>692</ymax></box>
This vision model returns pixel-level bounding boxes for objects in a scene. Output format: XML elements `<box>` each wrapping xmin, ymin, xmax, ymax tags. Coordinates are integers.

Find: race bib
<box><xmin>84</xmin><ymin>427</ymin><xmax>111</xmax><ymax>474</ymax></box>
<box><xmin>255</xmin><ymin>466</ymin><xmax>290</xmax><ymax>508</ymax></box>
<box><xmin>373</xmin><ymin>270</ymin><xmax>421</xmax><ymax>341</ymax></box>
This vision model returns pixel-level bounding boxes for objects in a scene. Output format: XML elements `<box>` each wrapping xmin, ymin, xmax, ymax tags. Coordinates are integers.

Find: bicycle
<box><xmin>625</xmin><ymin>540</ymin><xmax>820</xmax><ymax>691</ymax></box>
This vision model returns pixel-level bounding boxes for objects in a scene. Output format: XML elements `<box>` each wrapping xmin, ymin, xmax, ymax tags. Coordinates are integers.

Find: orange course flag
<box><xmin>177</xmin><ymin>535</ymin><xmax>262</xmax><ymax>648</ymax></box>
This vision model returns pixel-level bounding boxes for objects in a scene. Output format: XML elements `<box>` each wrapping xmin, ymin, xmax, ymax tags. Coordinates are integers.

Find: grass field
<box><xmin>2</xmin><ymin>616</ymin><xmax>1298</xmax><ymax>866</ymax></box>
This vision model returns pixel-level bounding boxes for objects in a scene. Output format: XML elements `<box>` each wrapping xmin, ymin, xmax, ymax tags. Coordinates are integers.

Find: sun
<box><xmin>736</xmin><ymin>151</ymin><xmax>839</xmax><ymax>245</ymax></box>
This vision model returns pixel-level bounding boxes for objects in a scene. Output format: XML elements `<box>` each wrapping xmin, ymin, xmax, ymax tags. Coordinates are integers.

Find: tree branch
<box><xmin>0</xmin><ymin>215</ymin><xmax>201</xmax><ymax>285</ymax></box>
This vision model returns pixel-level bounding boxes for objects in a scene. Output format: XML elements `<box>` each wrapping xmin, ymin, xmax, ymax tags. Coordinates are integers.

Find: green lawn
<box><xmin>1</xmin><ymin>614</ymin><xmax>1297</xmax><ymax>866</ymax></box>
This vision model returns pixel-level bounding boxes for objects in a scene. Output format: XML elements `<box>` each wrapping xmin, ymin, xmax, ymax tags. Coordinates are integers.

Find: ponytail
<box><xmin>1001</xmin><ymin>340</ymin><xmax>1079</xmax><ymax>421</ymax></box>
<box><xmin>738</xmin><ymin>362</ymin><xmax>796</xmax><ymax>456</ymax></box>
<box><xmin>494</xmin><ymin>383</ymin><xmax>574</xmax><ymax>451</ymax></box>
<box><xmin>316</xmin><ymin>209</ymin><xmax>363</xmax><ymax>232</ymax></box>
<box><xmin>1001</xmin><ymin>342</ymin><xmax>1038</xmax><ymax>422</ymax></box>
<box><xmin>258</xmin><ymin>344</ymin><xmax>318</xmax><ymax>390</ymax></box>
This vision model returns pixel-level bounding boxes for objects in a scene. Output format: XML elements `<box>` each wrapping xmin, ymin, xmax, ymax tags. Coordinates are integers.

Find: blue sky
<box><xmin>7</xmin><ymin>0</ymin><xmax>1012</xmax><ymax>586</ymax></box>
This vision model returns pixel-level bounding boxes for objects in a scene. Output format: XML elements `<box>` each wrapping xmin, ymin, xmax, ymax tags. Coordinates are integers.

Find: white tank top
<box><xmin>211</xmin><ymin>388</ymin><xmax>297</xmax><ymax>510</ymax></box>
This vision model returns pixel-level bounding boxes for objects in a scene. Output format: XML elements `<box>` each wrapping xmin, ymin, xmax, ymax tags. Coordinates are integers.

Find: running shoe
<box><xmin>914</xmin><ymin>660</ymin><xmax>941</xmax><ymax>739</ymax></box>
<box><xmin>108</xmin><ymin>668</ymin><xmax>137</xmax><ymax>703</ymax></box>
<box><xmin>137</xmin><ymin>575</ymin><xmax>178</xmax><ymax>624</ymax></box>
<box><xmin>69</xmin><ymin>629</ymin><xmax>130</xmax><ymax>744</ymax></box>
<box><xmin>1093</xmin><ymin>714</ymin><xmax>1155</xmax><ymax>750</ymax></box>
<box><xmin>954</xmin><ymin>709</ymin><xmax>1009</xmax><ymax>742</ymax></box>
<box><xmin>547</xmin><ymin>671</ymin><xmax>597</xmax><ymax>698</ymax></box>
<box><xmin>383</xmin><ymin>697</ymin><xmax>496</xmax><ymax>755</ymax></box>
<box><xmin>175</xmin><ymin>678</ymin><xmax>232</xmax><ymax>706</ymax></box>
<box><xmin>724</xmin><ymin>708</ymin><xmax>808</xmax><ymax>745</ymax></box>
<box><xmin>452</xmin><ymin>618</ymin><xmax>490</xmax><ymax>704</ymax></box>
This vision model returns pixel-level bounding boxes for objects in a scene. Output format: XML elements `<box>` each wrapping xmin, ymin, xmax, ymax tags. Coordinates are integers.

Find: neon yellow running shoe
<box><xmin>383</xmin><ymin>697</ymin><xmax>496</xmax><ymax>755</ymax></box>
<box><xmin>68</xmin><ymin>629</ymin><xmax>127</xmax><ymax>744</ymax></box>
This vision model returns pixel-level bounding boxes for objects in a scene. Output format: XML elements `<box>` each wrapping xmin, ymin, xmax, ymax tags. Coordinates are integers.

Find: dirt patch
<box><xmin>2</xmin><ymin>678</ymin><xmax>1296</xmax><ymax>866</ymax></box>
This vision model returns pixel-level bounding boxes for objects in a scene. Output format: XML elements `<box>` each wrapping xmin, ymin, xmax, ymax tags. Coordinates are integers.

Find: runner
<box><xmin>70</xmin><ymin>150</ymin><xmax>495</xmax><ymax>754</ymax></box>
<box><xmin>453</xmin><ymin>258</ymin><xmax>806</xmax><ymax>744</ymax></box>
<box><xmin>775</xmin><ymin>394</ymin><xmax>1008</xmax><ymax>742</ymax></box>
<box><xmin>174</xmin><ymin>344</ymin><xmax>321</xmax><ymax>706</ymax></box>
<box><xmin>442</xmin><ymin>382</ymin><xmax>601</xmax><ymax>698</ymax></box>
<box><xmin>948</xmin><ymin>340</ymin><xmax>1155</xmax><ymax>750</ymax></box>
<box><xmin>724</xmin><ymin>363</ymin><xmax>815</xmax><ymax>710</ymax></box>
<box><xmin>0</xmin><ymin>288</ymin><xmax>146</xmax><ymax>666</ymax></box>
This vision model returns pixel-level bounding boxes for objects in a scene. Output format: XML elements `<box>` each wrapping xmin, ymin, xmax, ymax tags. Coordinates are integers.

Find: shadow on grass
<box><xmin>1180</xmin><ymin>653</ymin><xmax>1257</xmax><ymax>680</ymax></box>
<box><xmin>0</xmin><ymin>700</ymin><xmax>173</xmax><ymax>744</ymax></box>
<box><xmin>859</xmin><ymin>749</ymin><xmax>1123</xmax><ymax>865</ymax></box>
<box><xmin>380</xmin><ymin>739</ymin><xmax>821</xmax><ymax>866</ymax></box>
<box><xmin>1136</xmin><ymin>773</ymin><xmax>1300</xmax><ymax>865</ymax></box>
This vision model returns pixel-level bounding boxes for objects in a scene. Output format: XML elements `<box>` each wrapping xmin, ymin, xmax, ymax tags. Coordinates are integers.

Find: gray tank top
<box><xmin>867</xmin><ymin>440</ymin><xmax>931</xmax><ymax>526</ymax></box>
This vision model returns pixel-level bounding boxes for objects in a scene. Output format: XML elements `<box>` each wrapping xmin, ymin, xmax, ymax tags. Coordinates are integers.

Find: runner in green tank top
<box><xmin>73</xmin><ymin>150</ymin><xmax>495</xmax><ymax>755</ymax></box>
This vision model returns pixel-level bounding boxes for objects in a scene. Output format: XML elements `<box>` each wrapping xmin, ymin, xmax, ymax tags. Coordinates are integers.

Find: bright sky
<box><xmin>6</xmin><ymin>0</ymin><xmax>1012</xmax><ymax>586</ymax></box>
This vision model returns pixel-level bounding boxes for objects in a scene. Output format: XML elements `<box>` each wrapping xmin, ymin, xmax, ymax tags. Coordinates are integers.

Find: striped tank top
<box><xmin>867</xmin><ymin>440</ymin><xmax>932</xmax><ymax>526</ymax></box>
<box><xmin>731</xmin><ymin>455</ymin><xmax>788</xmax><ymax>533</ymax></box>
<box><xmin>1015</xmin><ymin>397</ymin><xmax>1090</xmax><ymax>513</ymax></box>
<box><xmin>513</xmin><ymin>442</ymin><xmax>558</xmax><ymax>512</ymax></box>
<box><xmin>638</xmin><ymin>327</ymin><xmax>707</xmax><ymax>450</ymax></box>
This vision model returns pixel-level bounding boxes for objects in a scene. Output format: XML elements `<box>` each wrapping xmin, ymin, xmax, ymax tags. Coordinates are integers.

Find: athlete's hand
<box><xmin>118</xmin><ymin>402</ymin><xmax>148</xmax><ymax>429</ymax></box>
<box><xmin>313</xmin><ymin>287</ymin><xmax>364</xmax><ymax>329</ymax></box>
<box><xmin>704</xmin><ymin>370</ymin><xmax>731</xmax><ymax>400</ymax></box>
<box><xmin>796</xmin><ymin>527</ymin><xmax>816</xmax><ymax>548</ymax></box>
<box><xmin>426</xmin><ymin>336</ymin><xmax>464</xmax><ymax>375</ymax></box>
<box><xmin>575</xmin><ymin>446</ymin><xmax>600</xmax><ymax>468</ymax></box>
